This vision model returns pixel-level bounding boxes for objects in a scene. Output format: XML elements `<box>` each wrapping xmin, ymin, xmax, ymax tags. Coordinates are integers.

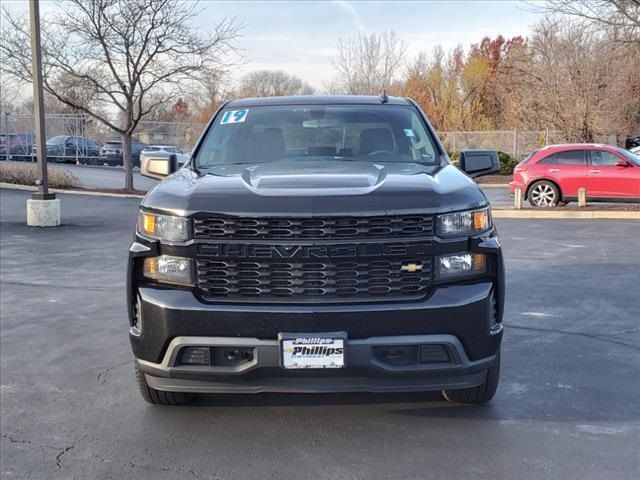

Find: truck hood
<box><xmin>142</xmin><ymin>161</ymin><xmax>488</xmax><ymax>216</ymax></box>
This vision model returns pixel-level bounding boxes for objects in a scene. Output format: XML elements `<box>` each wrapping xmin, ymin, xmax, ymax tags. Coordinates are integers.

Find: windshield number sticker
<box><xmin>404</xmin><ymin>129</ymin><xmax>415</xmax><ymax>137</ymax></box>
<box><xmin>220</xmin><ymin>109</ymin><xmax>248</xmax><ymax>125</ymax></box>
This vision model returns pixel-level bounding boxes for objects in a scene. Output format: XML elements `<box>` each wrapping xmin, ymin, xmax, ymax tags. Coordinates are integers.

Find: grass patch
<box><xmin>0</xmin><ymin>162</ymin><xmax>79</xmax><ymax>189</ymax></box>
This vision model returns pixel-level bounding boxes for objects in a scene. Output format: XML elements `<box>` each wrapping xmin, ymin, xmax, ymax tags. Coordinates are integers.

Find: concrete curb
<box><xmin>0</xmin><ymin>183</ymin><xmax>145</xmax><ymax>199</ymax></box>
<box><xmin>492</xmin><ymin>209</ymin><xmax>640</xmax><ymax>219</ymax></box>
<box><xmin>479</xmin><ymin>184</ymin><xmax>509</xmax><ymax>189</ymax></box>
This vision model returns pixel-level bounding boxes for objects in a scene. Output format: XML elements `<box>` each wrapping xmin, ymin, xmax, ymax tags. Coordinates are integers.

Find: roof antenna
<box><xmin>379</xmin><ymin>89</ymin><xmax>389</xmax><ymax>104</ymax></box>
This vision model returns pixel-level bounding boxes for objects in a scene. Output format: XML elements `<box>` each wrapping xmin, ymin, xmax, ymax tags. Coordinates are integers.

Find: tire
<box><xmin>528</xmin><ymin>180</ymin><xmax>560</xmax><ymax>207</ymax></box>
<box><xmin>442</xmin><ymin>350</ymin><xmax>500</xmax><ymax>404</ymax></box>
<box><xmin>135</xmin><ymin>363</ymin><xmax>195</xmax><ymax>405</ymax></box>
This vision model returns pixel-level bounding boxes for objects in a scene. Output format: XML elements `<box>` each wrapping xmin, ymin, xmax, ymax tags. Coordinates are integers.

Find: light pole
<box><xmin>26</xmin><ymin>0</ymin><xmax>60</xmax><ymax>227</ymax></box>
<box><xmin>3</xmin><ymin>112</ymin><xmax>9</xmax><ymax>161</ymax></box>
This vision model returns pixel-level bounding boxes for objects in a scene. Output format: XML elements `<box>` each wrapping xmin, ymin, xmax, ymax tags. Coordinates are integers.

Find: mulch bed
<box><xmin>476</xmin><ymin>175</ymin><xmax>511</xmax><ymax>184</ymax></box>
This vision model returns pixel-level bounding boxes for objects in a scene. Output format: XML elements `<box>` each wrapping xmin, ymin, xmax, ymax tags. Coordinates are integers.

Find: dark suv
<box><xmin>129</xmin><ymin>95</ymin><xmax>504</xmax><ymax>405</ymax></box>
<box><xmin>101</xmin><ymin>139</ymin><xmax>148</xmax><ymax>167</ymax></box>
<box><xmin>0</xmin><ymin>133</ymin><xmax>35</xmax><ymax>160</ymax></box>
<box><xmin>44</xmin><ymin>135</ymin><xmax>100</xmax><ymax>163</ymax></box>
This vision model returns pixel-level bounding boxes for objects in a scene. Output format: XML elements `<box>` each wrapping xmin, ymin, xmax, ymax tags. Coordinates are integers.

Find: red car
<box><xmin>509</xmin><ymin>144</ymin><xmax>640</xmax><ymax>207</ymax></box>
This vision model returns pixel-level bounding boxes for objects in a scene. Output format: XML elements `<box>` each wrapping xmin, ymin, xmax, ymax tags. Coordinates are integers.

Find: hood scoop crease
<box><xmin>240</xmin><ymin>161</ymin><xmax>387</xmax><ymax>196</ymax></box>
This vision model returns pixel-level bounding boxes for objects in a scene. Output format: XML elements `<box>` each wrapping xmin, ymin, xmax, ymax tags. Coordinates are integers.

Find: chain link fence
<box><xmin>0</xmin><ymin>113</ymin><xmax>207</xmax><ymax>162</ymax></box>
<box><xmin>131</xmin><ymin>120</ymin><xmax>206</xmax><ymax>152</ymax></box>
<box><xmin>0</xmin><ymin>111</ymin><xmax>621</xmax><ymax>163</ymax></box>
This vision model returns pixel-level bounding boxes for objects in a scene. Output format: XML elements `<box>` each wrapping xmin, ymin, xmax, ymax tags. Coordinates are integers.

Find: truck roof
<box><xmin>226</xmin><ymin>95</ymin><xmax>412</xmax><ymax>108</ymax></box>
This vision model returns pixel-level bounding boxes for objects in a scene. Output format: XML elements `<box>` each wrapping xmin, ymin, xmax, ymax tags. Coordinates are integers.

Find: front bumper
<box><xmin>137</xmin><ymin>334</ymin><xmax>498</xmax><ymax>394</ymax></box>
<box><xmin>128</xmin><ymin>227</ymin><xmax>505</xmax><ymax>394</ymax></box>
<box><xmin>130</xmin><ymin>280</ymin><xmax>502</xmax><ymax>393</ymax></box>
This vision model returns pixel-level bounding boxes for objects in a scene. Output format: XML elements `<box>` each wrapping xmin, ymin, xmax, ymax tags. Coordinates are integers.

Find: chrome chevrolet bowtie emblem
<box><xmin>401</xmin><ymin>263</ymin><xmax>423</xmax><ymax>273</ymax></box>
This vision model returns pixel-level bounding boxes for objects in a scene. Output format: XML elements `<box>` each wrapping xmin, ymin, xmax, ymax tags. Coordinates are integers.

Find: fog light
<box><xmin>435</xmin><ymin>253</ymin><xmax>487</xmax><ymax>280</ymax></box>
<box><xmin>143</xmin><ymin>255</ymin><xmax>194</xmax><ymax>286</ymax></box>
<box><xmin>180</xmin><ymin>347</ymin><xmax>210</xmax><ymax>365</ymax></box>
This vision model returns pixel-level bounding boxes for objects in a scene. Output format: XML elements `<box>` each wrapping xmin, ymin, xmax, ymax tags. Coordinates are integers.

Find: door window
<box><xmin>538</xmin><ymin>153</ymin><xmax>556</xmax><ymax>165</ymax></box>
<box><xmin>591</xmin><ymin>150</ymin><xmax>620</xmax><ymax>166</ymax></box>
<box><xmin>555</xmin><ymin>150</ymin><xmax>586</xmax><ymax>165</ymax></box>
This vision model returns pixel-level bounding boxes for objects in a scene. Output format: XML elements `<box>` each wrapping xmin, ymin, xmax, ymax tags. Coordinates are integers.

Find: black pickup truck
<box><xmin>129</xmin><ymin>95</ymin><xmax>504</xmax><ymax>405</ymax></box>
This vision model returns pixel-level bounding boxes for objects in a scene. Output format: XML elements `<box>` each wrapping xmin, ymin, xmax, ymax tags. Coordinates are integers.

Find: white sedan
<box><xmin>140</xmin><ymin>145</ymin><xmax>190</xmax><ymax>166</ymax></box>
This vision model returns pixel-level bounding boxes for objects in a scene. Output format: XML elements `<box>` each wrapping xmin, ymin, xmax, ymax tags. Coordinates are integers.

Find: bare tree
<box><xmin>189</xmin><ymin>70</ymin><xmax>233</xmax><ymax>124</ymax></box>
<box><xmin>330</xmin><ymin>31</ymin><xmax>407</xmax><ymax>95</ymax></box>
<box><xmin>0</xmin><ymin>0</ymin><xmax>241</xmax><ymax>190</ymax></box>
<box><xmin>239</xmin><ymin>70</ymin><xmax>314</xmax><ymax>97</ymax></box>
<box><xmin>503</xmin><ymin>18</ymin><xmax>629</xmax><ymax>141</ymax></box>
<box><xmin>535</xmin><ymin>1</ymin><xmax>640</xmax><ymax>44</ymax></box>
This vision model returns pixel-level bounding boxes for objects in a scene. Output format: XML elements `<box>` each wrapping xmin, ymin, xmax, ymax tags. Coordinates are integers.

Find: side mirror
<box><xmin>140</xmin><ymin>154</ymin><xmax>177</xmax><ymax>180</ymax></box>
<box><xmin>615</xmin><ymin>159</ymin><xmax>630</xmax><ymax>167</ymax></box>
<box><xmin>459</xmin><ymin>150</ymin><xmax>500</xmax><ymax>178</ymax></box>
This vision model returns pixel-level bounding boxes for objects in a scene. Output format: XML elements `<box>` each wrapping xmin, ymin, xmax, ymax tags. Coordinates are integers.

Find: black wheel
<box><xmin>442</xmin><ymin>350</ymin><xmax>500</xmax><ymax>404</ymax></box>
<box><xmin>135</xmin><ymin>363</ymin><xmax>195</xmax><ymax>405</ymax></box>
<box><xmin>528</xmin><ymin>180</ymin><xmax>560</xmax><ymax>207</ymax></box>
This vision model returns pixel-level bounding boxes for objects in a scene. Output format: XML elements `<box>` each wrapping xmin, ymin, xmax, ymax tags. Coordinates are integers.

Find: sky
<box><xmin>4</xmin><ymin>0</ymin><xmax>544</xmax><ymax>93</ymax></box>
<box><xmin>198</xmin><ymin>0</ymin><xmax>544</xmax><ymax>89</ymax></box>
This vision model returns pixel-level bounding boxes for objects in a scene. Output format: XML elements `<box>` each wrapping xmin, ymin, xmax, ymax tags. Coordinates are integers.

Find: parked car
<box><xmin>630</xmin><ymin>145</ymin><xmax>640</xmax><ymax>155</ymax></box>
<box><xmin>130</xmin><ymin>95</ymin><xmax>505</xmax><ymax>405</ymax></box>
<box><xmin>41</xmin><ymin>135</ymin><xmax>101</xmax><ymax>163</ymax></box>
<box><xmin>510</xmin><ymin>144</ymin><xmax>640</xmax><ymax>207</ymax></box>
<box><xmin>0</xmin><ymin>133</ymin><xmax>36</xmax><ymax>160</ymax></box>
<box><xmin>140</xmin><ymin>145</ymin><xmax>190</xmax><ymax>166</ymax></box>
<box><xmin>625</xmin><ymin>135</ymin><xmax>640</xmax><ymax>150</ymax></box>
<box><xmin>100</xmin><ymin>139</ymin><xmax>148</xmax><ymax>167</ymax></box>
<box><xmin>101</xmin><ymin>140</ymin><xmax>123</xmax><ymax>158</ymax></box>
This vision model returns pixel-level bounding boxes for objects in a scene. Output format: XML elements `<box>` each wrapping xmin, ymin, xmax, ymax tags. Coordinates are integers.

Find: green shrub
<box><xmin>497</xmin><ymin>151</ymin><xmax>518</xmax><ymax>175</ymax></box>
<box><xmin>447</xmin><ymin>151</ymin><xmax>460</xmax><ymax>167</ymax></box>
<box><xmin>0</xmin><ymin>162</ymin><xmax>79</xmax><ymax>189</ymax></box>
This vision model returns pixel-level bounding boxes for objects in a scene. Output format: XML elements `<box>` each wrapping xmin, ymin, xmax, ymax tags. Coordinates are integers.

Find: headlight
<box><xmin>138</xmin><ymin>211</ymin><xmax>190</xmax><ymax>241</ymax></box>
<box><xmin>435</xmin><ymin>253</ymin><xmax>487</xmax><ymax>280</ymax></box>
<box><xmin>436</xmin><ymin>207</ymin><xmax>491</xmax><ymax>237</ymax></box>
<box><xmin>143</xmin><ymin>255</ymin><xmax>194</xmax><ymax>286</ymax></box>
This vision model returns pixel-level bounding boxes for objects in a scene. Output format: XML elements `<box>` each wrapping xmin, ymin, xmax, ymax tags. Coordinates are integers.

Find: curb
<box><xmin>0</xmin><ymin>183</ymin><xmax>145</xmax><ymax>199</ymax></box>
<box><xmin>479</xmin><ymin>184</ymin><xmax>509</xmax><ymax>189</ymax></box>
<box><xmin>492</xmin><ymin>209</ymin><xmax>640</xmax><ymax>220</ymax></box>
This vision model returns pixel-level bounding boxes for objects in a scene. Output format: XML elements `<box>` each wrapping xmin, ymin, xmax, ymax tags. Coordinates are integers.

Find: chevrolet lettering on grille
<box><xmin>198</xmin><ymin>242</ymin><xmax>433</xmax><ymax>260</ymax></box>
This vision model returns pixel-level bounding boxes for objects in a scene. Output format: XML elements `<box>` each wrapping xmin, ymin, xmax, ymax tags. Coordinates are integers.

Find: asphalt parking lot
<box><xmin>1</xmin><ymin>188</ymin><xmax>639</xmax><ymax>479</ymax></box>
<box><xmin>35</xmin><ymin>161</ymin><xmax>159</xmax><ymax>192</ymax></box>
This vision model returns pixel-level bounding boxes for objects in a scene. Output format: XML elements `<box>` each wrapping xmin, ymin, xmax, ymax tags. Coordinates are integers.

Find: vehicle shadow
<box><xmin>185</xmin><ymin>387</ymin><xmax>638</xmax><ymax>424</ymax></box>
<box><xmin>193</xmin><ymin>390</ymin><xmax>445</xmax><ymax>408</ymax></box>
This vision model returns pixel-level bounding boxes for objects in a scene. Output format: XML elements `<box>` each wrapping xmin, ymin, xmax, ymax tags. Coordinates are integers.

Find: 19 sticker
<box><xmin>220</xmin><ymin>109</ymin><xmax>249</xmax><ymax>125</ymax></box>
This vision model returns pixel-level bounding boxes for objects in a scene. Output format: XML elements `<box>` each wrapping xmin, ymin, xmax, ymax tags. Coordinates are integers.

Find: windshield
<box><xmin>618</xmin><ymin>148</ymin><xmax>640</xmax><ymax>166</ymax></box>
<box><xmin>196</xmin><ymin>105</ymin><xmax>439</xmax><ymax>168</ymax></box>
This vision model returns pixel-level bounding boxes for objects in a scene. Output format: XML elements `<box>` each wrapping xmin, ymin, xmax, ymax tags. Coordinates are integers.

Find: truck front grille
<box><xmin>193</xmin><ymin>214</ymin><xmax>434</xmax><ymax>240</ymax></box>
<box><xmin>196</xmin><ymin>258</ymin><xmax>432</xmax><ymax>303</ymax></box>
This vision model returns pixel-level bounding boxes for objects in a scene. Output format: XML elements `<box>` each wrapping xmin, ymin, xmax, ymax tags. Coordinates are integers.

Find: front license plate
<box><xmin>281</xmin><ymin>336</ymin><xmax>345</xmax><ymax>369</ymax></box>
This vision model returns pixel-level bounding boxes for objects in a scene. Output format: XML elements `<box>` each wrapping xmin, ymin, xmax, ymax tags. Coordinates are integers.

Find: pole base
<box><xmin>27</xmin><ymin>198</ymin><xmax>61</xmax><ymax>227</ymax></box>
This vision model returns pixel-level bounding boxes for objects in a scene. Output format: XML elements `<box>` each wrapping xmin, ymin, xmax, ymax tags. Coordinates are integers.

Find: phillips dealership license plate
<box><xmin>281</xmin><ymin>335</ymin><xmax>345</xmax><ymax>369</ymax></box>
